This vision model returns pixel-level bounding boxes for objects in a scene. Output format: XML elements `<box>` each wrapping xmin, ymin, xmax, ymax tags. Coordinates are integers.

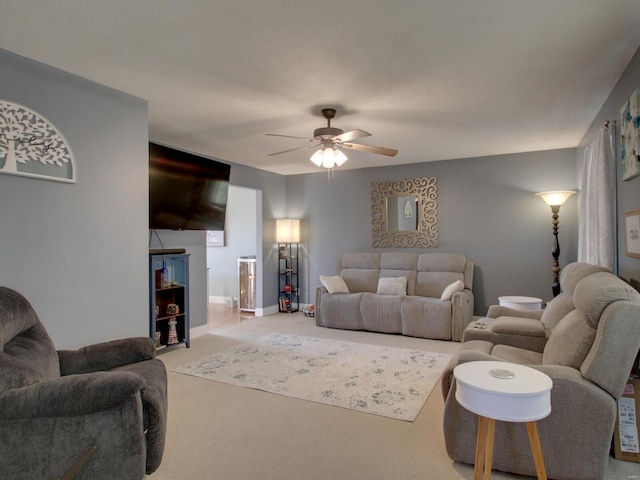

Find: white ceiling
<box><xmin>2</xmin><ymin>1</ymin><xmax>639</xmax><ymax>175</ymax></box>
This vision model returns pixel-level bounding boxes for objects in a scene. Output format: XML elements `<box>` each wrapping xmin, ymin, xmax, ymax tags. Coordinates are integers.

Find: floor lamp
<box><xmin>535</xmin><ymin>191</ymin><xmax>576</xmax><ymax>297</ymax></box>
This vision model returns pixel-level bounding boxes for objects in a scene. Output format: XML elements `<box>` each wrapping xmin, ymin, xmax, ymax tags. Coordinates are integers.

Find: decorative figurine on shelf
<box><xmin>154</xmin><ymin>331</ymin><xmax>162</xmax><ymax>346</ymax></box>
<box><xmin>167</xmin><ymin>303</ymin><xmax>179</xmax><ymax>315</ymax></box>
<box><xmin>283</xmin><ymin>284</ymin><xmax>291</xmax><ymax>293</ymax></box>
<box><xmin>167</xmin><ymin>318</ymin><xmax>178</xmax><ymax>345</ymax></box>
<box><xmin>155</xmin><ymin>305</ymin><xmax>160</xmax><ymax>318</ymax></box>
<box><xmin>160</xmin><ymin>259</ymin><xmax>169</xmax><ymax>288</ymax></box>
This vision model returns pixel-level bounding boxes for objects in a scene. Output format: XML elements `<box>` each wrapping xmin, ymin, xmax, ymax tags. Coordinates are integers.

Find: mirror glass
<box><xmin>371</xmin><ymin>177</ymin><xmax>438</xmax><ymax>248</ymax></box>
<box><xmin>385</xmin><ymin>195</ymin><xmax>419</xmax><ymax>232</ymax></box>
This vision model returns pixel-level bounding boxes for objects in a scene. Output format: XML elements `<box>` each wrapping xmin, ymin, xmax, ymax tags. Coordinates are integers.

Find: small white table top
<box><xmin>499</xmin><ymin>296</ymin><xmax>543</xmax><ymax>311</ymax></box>
<box><xmin>454</xmin><ymin>361</ymin><xmax>552</xmax><ymax>422</ymax></box>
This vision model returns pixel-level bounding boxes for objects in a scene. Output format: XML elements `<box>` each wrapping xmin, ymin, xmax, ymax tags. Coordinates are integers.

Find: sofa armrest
<box><xmin>486</xmin><ymin>304</ymin><xmax>544</xmax><ymax>320</ymax></box>
<box><xmin>315</xmin><ymin>285</ymin><xmax>328</xmax><ymax>326</ymax></box>
<box><xmin>58</xmin><ymin>337</ymin><xmax>156</xmax><ymax>375</ymax></box>
<box><xmin>0</xmin><ymin>371</ymin><xmax>145</xmax><ymax>419</ymax></box>
<box><xmin>450</xmin><ymin>289</ymin><xmax>474</xmax><ymax>341</ymax></box>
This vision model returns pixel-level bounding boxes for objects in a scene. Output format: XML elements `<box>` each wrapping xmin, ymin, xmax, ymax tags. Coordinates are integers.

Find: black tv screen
<box><xmin>149</xmin><ymin>143</ymin><xmax>230</xmax><ymax>231</ymax></box>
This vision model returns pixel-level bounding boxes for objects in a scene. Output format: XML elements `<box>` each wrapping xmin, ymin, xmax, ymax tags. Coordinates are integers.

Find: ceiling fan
<box><xmin>266</xmin><ymin>108</ymin><xmax>398</xmax><ymax>169</ymax></box>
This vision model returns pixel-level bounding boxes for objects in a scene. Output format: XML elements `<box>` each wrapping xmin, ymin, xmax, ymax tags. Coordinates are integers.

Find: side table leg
<box><xmin>483</xmin><ymin>418</ymin><xmax>495</xmax><ymax>480</ymax></box>
<box><xmin>525</xmin><ymin>421</ymin><xmax>547</xmax><ymax>480</ymax></box>
<box><xmin>474</xmin><ymin>416</ymin><xmax>488</xmax><ymax>480</ymax></box>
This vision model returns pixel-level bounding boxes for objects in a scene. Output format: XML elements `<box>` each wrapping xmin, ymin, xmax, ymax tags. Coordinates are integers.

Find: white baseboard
<box><xmin>208</xmin><ymin>295</ymin><xmax>229</xmax><ymax>304</ymax></box>
<box><xmin>190</xmin><ymin>323</ymin><xmax>211</xmax><ymax>339</ymax></box>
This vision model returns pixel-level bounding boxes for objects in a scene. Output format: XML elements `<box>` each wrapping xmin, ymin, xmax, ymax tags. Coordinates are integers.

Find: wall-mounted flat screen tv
<box><xmin>149</xmin><ymin>143</ymin><xmax>231</xmax><ymax>231</ymax></box>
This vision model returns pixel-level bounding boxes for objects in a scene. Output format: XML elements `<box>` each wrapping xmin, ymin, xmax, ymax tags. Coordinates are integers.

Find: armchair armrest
<box><xmin>58</xmin><ymin>337</ymin><xmax>156</xmax><ymax>376</ymax></box>
<box><xmin>0</xmin><ymin>371</ymin><xmax>144</xmax><ymax>420</ymax></box>
<box><xmin>451</xmin><ymin>289</ymin><xmax>474</xmax><ymax>341</ymax></box>
<box><xmin>486</xmin><ymin>304</ymin><xmax>543</xmax><ymax>320</ymax></box>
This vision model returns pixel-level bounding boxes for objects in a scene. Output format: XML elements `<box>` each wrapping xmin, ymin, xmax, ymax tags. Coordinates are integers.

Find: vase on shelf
<box><xmin>160</xmin><ymin>259</ymin><xmax>169</xmax><ymax>288</ymax></box>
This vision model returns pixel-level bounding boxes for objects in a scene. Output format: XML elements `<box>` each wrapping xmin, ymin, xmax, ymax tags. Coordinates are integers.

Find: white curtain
<box><xmin>578</xmin><ymin>123</ymin><xmax>616</xmax><ymax>271</ymax></box>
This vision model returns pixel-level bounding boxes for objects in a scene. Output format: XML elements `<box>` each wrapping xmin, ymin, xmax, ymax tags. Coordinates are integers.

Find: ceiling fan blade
<box><xmin>265</xmin><ymin>133</ymin><xmax>315</xmax><ymax>141</ymax></box>
<box><xmin>341</xmin><ymin>142</ymin><xmax>398</xmax><ymax>157</ymax></box>
<box><xmin>268</xmin><ymin>143</ymin><xmax>321</xmax><ymax>156</ymax></box>
<box><xmin>332</xmin><ymin>129</ymin><xmax>371</xmax><ymax>143</ymax></box>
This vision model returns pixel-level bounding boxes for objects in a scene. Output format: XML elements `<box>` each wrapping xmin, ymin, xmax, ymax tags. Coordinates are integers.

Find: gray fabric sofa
<box><xmin>0</xmin><ymin>286</ymin><xmax>167</xmax><ymax>480</ymax></box>
<box><xmin>315</xmin><ymin>252</ymin><xmax>474</xmax><ymax>341</ymax></box>
<box><xmin>441</xmin><ymin>271</ymin><xmax>640</xmax><ymax>480</ymax></box>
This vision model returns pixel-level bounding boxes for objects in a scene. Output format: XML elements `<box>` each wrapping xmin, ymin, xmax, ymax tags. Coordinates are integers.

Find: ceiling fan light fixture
<box><xmin>310</xmin><ymin>145</ymin><xmax>348</xmax><ymax>169</ymax></box>
<box><xmin>334</xmin><ymin>148</ymin><xmax>348</xmax><ymax>166</ymax></box>
<box><xmin>310</xmin><ymin>149</ymin><xmax>324</xmax><ymax>167</ymax></box>
<box><xmin>321</xmin><ymin>147</ymin><xmax>336</xmax><ymax>168</ymax></box>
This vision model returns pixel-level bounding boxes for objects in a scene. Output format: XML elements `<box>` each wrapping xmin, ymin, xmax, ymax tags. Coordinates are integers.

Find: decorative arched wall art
<box><xmin>371</xmin><ymin>176</ymin><xmax>438</xmax><ymax>248</ymax></box>
<box><xmin>0</xmin><ymin>100</ymin><xmax>76</xmax><ymax>183</ymax></box>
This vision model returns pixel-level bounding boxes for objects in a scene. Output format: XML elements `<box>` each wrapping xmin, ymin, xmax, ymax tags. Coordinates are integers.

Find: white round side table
<box><xmin>498</xmin><ymin>296</ymin><xmax>543</xmax><ymax>311</ymax></box>
<box><xmin>453</xmin><ymin>361</ymin><xmax>552</xmax><ymax>480</ymax></box>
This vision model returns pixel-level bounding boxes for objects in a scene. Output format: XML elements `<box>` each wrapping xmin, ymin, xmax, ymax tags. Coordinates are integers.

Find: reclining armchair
<box><xmin>442</xmin><ymin>272</ymin><xmax>640</xmax><ymax>480</ymax></box>
<box><xmin>462</xmin><ymin>262</ymin><xmax>610</xmax><ymax>352</ymax></box>
<box><xmin>0</xmin><ymin>287</ymin><xmax>168</xmax><ymax>480</ymax></box>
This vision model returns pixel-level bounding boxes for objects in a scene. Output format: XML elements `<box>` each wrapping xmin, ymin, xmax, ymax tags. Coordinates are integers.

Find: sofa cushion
<box><xmin>380</xmin><ymin>252</ymin><xmax>418</xmax><ymax>270</ymax></box>
<box><xmin>379</xmin><ymin>253</ymin><xmax>419</xmax><ymax>295</ymax></box>
<box><xmin>376</xmin><ymin>277</ymin><xmax>407</xmax><ymax>295</ymax></box>
<box><xmin>360</xmin><ymin>293</ymin><xmax>403</xmax><ymax>333</ymax></box>
<box><xmin>573</xmin><ymin>272</ymin><xmax>640</xmax><ymax>327</ymax></box>
<box><xmin>441</xmin><ymin>280</ymin><xmax>464</xmax><ymax>300</ymax></box>
<box><xmin>319</xmin><ymin>275</ymin><xmax>349</xmax><ymax>294</ymax></box>
<box><xmin>490</xmin><ymin>344</ymin><xmax>544</xmax><ymax>365</ymax></box>
<box><xmin>401</xmin><ymin>296</ymin><xmax>452</xmax><ymax>340</ymax></box>
<box><xmin>380</xmin><ymin>270</ymin><xmax>417</xmax><ymax>295</ymax></box>
<box><xmin>319</xmin><ymin>293</ymin><xmax>364</xmax><ymax>330</ymax></box>
<box><xmin>561</xmin><ymin>263</ymin><xmax>610</xmax><ymax>294</ymax></box>
<box><xmin>417</xmin><ymin>253</ymin><xmax>466</xmax><ymax>273</ymax></box>
<box><xmin>340</xmin><ymin>252</ymin><xmax>381</xmax><ymax>269</ymax></box>
<box><xmin>415</xmin><ymin>272</ymin><xmax>464</xmax><ymax>298</ymax></box>
<box><xmin>0</xmin><ymin>287</ymin><xmax>60</xmax><ymax>391</ymax></box>
<box><xmin>539</xmin><ymin>292</ymin><xmax>574</xmax><ymax>331</ymax></box>
<box><xmin>542</xmin><ymin>310</ymin><xmax>596</xmax><ymax>368</ymax></box>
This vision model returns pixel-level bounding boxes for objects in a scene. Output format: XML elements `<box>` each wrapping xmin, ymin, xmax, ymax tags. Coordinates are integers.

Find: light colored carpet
<box><xmin>149</xmin><ymin>313</ymin><xmax>639</xmax><ymax>480</ymax></box>
<box><xmin>172</xmin><ymin>332</ymin><xmax>452</xmax><ymax>421</ymax></box>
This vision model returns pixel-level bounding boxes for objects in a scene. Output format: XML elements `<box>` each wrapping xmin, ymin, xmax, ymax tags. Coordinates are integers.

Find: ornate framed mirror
<box><xmin>371</xmin><ymin>177</ymin><xmax>438</xmax><ymax>248</ymax></box>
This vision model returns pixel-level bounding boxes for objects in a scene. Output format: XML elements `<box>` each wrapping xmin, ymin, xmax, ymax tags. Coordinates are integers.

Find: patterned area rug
<box><xmin>173</xmin><ymin>333</ymin><xmax>452</xmax><ymax>421</ymax></box>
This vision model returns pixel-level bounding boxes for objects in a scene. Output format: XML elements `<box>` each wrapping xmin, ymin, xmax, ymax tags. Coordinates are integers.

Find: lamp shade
<box><xmin>535</xmin><ymin>190</ymin><xmax>576</xmax><ymax>206</ymax></box>
<box><xmin>276</xmin><ymin>219</ymin><xmax>300</xmax><ymax>243</ymax></box>
<box><xmin>309</xmin><ymin>145</ymin><xmax>348</xmax><ymax>169</ymax></box>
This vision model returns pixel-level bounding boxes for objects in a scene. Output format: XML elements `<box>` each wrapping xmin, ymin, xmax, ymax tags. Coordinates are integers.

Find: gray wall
<box><xmin>286</xmin><ymin>149</ymin><xmax>579</xmax><ymax>315</ymax></box>
<box><xmin>578</xmin><ymin>46</ymin><xmax>640</xmax><ymax>283</ymax></box>
<box><xmin>0</xmin><ymin>49</ymin><xmax>149</xmax><ymax>349</ymax></box>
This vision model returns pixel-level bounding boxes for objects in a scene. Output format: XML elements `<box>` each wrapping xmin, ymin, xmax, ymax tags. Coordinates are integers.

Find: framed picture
<box><xmin>624</xmin><ymin>210</ymin><xmax>640</xmax><ymax>258</ymax></box>
<box><xmin>206</xmin><ymin>230</ymin><xmax>224</xmax><ymax>247</ymax></box>
<box><xmin>620</xmin><ymin>89</ymin><xmax>640</xmax><ymax>181</ymax></box>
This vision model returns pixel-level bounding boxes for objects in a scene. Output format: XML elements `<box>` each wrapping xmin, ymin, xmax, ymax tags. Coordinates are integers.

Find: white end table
<box><xmin>498</xmin><ymin>296</ymin><xmax>543</xmax><ymax>311</ymax></box>
<box><xmin>453</xmin><ymin>361</ymin><xmax>552</xmax><ymax>480</ymax></box>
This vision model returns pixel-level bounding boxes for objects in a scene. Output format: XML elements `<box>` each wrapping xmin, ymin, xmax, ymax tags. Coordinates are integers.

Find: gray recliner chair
<box><xmin>442</xmin><ymin>272</ymin><xmax>640</xmax><ymax>480</ymax></box>
<box><xmin>462</xmin><ymin>262</ymin><xmax>610</xmax><ymax>352</ymax></box>
<box><xmin>0</xmin><ymin>286</ymin><xmax>168</xmax><ymax>480</ymax></box>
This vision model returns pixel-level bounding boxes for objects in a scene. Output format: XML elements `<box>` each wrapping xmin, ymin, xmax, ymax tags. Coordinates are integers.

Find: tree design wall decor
<box><xmin>0</xmin><ymin>100</ymin><xmax>76</xmax><ymax>183</ymax></box>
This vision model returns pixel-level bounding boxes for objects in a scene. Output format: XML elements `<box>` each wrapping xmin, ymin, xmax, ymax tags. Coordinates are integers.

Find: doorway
<box><xmin>206</xmin><ymin>185</ymin><xmax>260</xmax><ymax>330</ymax></box>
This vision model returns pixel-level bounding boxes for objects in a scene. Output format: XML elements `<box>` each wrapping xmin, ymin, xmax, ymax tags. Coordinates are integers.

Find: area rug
<box><xmin>172</xmin><ymin>333</ymin><xmax>452</xmax><ymax>421</ymax></box>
